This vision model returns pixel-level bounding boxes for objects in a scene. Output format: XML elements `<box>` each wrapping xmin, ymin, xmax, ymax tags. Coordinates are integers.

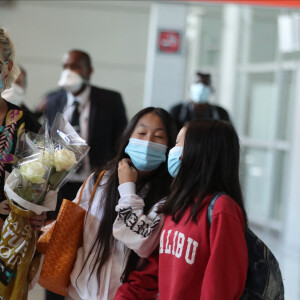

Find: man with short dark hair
<box><xmin>170</xmin><ymin>72</ymin><xmax>230</xmax><ymax>131</ymax></box>
<box><xmin>46</xmin><ymin>49</ymin><xmax>127</xmax><ymax>206</ymax></box>
<box><xmin>43</xmin><ymin>49</ymin><xmax>127</xmax><ymax>300</ymax></box>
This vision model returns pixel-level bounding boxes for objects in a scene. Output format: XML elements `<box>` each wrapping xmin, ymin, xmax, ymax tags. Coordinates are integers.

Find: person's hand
<box><xmin>29</xmin><ymin>211</ymin><xmax>47</xmax><ymax>231</ymax></box>
<box><xmin>118</xmin><ymin>158</ymin><xmax>138</xmax><ymax>185</ymax></box>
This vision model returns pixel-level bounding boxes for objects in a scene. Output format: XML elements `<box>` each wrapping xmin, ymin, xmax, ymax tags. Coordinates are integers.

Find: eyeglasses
<box><xmin>0</xmin><ymin>60</ymin><xmax>9</xmax><ymax>73</ymax></box>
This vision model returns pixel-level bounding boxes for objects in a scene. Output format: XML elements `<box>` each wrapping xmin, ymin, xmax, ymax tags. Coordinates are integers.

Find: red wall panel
<box><xmin>186</xmin><ymin>0</ymin><xmax>300</xmax><ymax>8</ymax></box>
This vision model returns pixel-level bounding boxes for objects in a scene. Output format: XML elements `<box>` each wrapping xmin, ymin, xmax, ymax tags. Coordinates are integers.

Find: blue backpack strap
<box><xmin>207</xmin><ymin>193</ymin><xmax>224</xmax><ymax>228</ymax></box>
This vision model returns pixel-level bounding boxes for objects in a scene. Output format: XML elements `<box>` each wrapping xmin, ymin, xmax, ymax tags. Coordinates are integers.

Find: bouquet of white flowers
<box><xmin>48</xmin><ymin>113</ymin><xmax>89</xmax><ymax>190</ymax></box>
<box><xmin>0</xmin><ymin>113</ymin><xmax>90</xmax><ymax>300</ymax></box>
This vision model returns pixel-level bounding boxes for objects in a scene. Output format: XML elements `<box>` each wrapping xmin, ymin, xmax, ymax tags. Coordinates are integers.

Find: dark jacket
<box><xmin>20</xmin><ymin>103</ymin><xmax>41</xmax><ymax>134</ymax></box>
<box><xmin>46</xmin><ymin>85</ymin><xmax>127</xmax><ymax>170</ymax></box>
<box><xmin>170</xmin><ymin>101</ymin><xmax>231</xmax><ymax>132</ymax></box>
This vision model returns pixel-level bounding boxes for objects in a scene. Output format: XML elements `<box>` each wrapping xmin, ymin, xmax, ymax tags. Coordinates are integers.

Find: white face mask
<box><xmin>1</xmin><ymin>83</ymin><xmax>25</xmax><ymax>106</ymax></box>
<box><xmin>58</xmin><ymin>69</ymin><xmax>84</xmax><ymax>93</ymax></box>
<box><xmin>190</xmin><ymin>83</ymin><xmax>211</xmax><ymax>103</ymax></box>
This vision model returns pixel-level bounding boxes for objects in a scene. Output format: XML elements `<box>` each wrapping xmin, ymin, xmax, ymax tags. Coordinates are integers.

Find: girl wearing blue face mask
<box><xmin>61</xmin><ymin>107</ymin><xmax>176</xmax><ymax>300</ymax></box>
<box><xmin>167</xmin><ymin>125</ymin><xmax>185</xmax><ymax>178</ymax></box>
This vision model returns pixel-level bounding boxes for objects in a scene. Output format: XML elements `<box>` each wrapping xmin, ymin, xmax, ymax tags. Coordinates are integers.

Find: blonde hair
<box><xmin>0</xmin><ymin>28</ymin><xmax>20</xmax><ymax>89</ymax></box>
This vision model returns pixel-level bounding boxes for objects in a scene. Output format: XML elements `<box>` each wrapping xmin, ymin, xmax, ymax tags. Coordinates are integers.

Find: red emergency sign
<box><xmin>158</xmin><ymin>31</ymin><xmax>181</xmax><ymax>54</ymax></box>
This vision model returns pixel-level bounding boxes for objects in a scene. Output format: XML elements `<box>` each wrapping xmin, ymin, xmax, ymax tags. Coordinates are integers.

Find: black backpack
<box><xmin>207</xmin><ymin>194</ymin><xmax>285</xmax><ymax>300</ymax></box>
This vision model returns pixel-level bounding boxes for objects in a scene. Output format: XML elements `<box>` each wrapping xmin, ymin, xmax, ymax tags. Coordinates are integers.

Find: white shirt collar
<box><xmin>66</xmin><ymin>85</ymin><xmax>91</xmax><ymax>108</ymax></box>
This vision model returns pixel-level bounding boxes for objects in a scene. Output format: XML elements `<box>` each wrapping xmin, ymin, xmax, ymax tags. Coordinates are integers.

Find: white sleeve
<box><xmin>113</xmin><ymin>182</ymin><xmax>165</xmax><ymax>258</ymax></box>
<box><xmin>72</xmin><ymin>173</ymin><xmax>94</xmax><ymax>210</ymax></box>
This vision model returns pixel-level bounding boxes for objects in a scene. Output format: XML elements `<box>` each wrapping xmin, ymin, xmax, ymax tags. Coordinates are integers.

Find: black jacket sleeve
<box><xmin>113</xmin><ymin>92</ymin><xmax>127</xmax><ymax>147</ymax></box>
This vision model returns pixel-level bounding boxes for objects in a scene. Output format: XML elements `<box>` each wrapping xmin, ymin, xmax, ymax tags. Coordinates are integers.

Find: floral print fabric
<box><xmin>0</xmin><ymin>106</ymin><xmax>25</xmax><ymax>220</ymax></box>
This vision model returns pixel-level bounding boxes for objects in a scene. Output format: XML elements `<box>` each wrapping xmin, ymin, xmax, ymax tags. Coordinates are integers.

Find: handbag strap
<box><xmin>77</xmin><ymin>170</ymin><xmax>106</xmax><ymax>206</ymax></box>
<box><xmin>207</xmin><ymin>193</ymin><xmax>224</xmax><ymax>229</ymax></box>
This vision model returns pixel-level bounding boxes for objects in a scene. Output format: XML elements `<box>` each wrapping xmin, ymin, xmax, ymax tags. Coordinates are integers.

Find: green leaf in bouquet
<box><xmin>14</xmin><ymin>183</ymin><xmax>47</xmax><ymax>205</ymax></box>
<box><xmin>49</xmin><ymin>169</ymin><xmax>68</xmax><ymax>190</ymax></box>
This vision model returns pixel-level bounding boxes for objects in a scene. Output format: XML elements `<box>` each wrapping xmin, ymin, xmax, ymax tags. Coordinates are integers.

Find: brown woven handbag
<box><xmin>36</xmin><ymin>170</ymin><xmax>105</xmax><ymax>296</ymax></box>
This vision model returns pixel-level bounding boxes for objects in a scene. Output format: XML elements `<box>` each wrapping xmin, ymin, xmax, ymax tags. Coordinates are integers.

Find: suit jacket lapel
<box><xmin>60</xmin><ymin>90</ymin><xmax>68</xmax><ymax>113</ymax></box>
<box><xmin>88</xmin><ymin>86</ymin><xmax>96</xmax><ymax>146</ymax></box>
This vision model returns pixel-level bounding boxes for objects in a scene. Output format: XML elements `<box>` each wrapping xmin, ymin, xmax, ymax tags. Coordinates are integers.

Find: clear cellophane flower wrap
<box><xmin>0</xmin><ymin>114</ymin><xmax>89</xmax><ymax>299</ymax></box>
<box><xmin>49</xmin><ymin>113</ymin><xmax>90</xmax><ymax>190</ymax></box>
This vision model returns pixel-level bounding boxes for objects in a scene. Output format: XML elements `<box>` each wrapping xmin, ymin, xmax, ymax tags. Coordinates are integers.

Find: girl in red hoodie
<box><xmin>114</xmin><ymin>119</ymin><xmax>248</xmax><ymax>300</ymax></box>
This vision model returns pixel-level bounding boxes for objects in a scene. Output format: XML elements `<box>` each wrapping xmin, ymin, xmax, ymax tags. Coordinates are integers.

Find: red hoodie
<box><xmin>114</xmin><ymin>194</ymin><xmax>248</xmax><ymax>300</ymax></box>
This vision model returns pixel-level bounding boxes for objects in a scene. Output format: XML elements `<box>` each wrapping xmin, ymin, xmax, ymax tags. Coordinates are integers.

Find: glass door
<box><xmin>186</xmin><ymin>3</ymin><xmax>298</xmax><ymax>230</ymax></box>
<box><xmin>234</xmin><ymin>6</ymin><xmax>296</xmax><ymax>229</ymax></box>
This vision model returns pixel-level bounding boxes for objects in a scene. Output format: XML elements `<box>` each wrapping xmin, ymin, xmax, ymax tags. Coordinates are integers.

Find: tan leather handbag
<box><xmin>37</xmin><ymin>170</ymin><xmax>105</xmax><ymax>295</ymax></box>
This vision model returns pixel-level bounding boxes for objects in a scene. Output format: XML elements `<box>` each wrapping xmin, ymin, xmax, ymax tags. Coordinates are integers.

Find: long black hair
<box><xmin>161</xmin><ymin>119</ymin><xmax>247</xmax><ymax>224</ymax></box>
<box><xmin>78</xmin><ymin>107</ymin><xmax>177</xmax><ymax>285</ymax></box>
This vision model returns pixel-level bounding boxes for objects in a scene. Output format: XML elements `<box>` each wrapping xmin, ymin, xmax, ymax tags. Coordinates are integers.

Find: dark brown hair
<box><xmin>161</xmin><ymin>119</ymin><xmax>247</xmax><ymax>224</ymax></box>
<box><xmin>77</xmin><ymin>107</ymin><xmax>177</xmax><ymax>286</ymax></box>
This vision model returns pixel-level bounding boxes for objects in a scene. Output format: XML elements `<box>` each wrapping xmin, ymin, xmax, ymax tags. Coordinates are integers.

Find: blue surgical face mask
<box><xmin>125</xmin><ymin>138</ymin><xmax>168</xmax><ymax>172</ymax></box>
<box><xmin>190</xmin><ymin>83</ymin><xmax>211</xmax><ymax>103</ymax></box>
<box><xmin>168</xmin><ymin>146</ymin><xmax>183</xmax><ymax>177</ymax></box>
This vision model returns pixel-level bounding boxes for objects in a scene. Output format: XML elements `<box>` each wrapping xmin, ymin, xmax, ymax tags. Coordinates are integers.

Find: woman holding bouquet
<box><xmin>64</xmin><ymin>107</ymin><xmax>177</xmax><ymax>300</ymax></box>
<box><xmin>0</xmin><ymin>28</ymin><xmax>43</xmax><ymax>228</ymax></box>
<box><xmin>0</xmin><ymin>30</ymin><xmax>31</xmax><ymax>223</ymax></box>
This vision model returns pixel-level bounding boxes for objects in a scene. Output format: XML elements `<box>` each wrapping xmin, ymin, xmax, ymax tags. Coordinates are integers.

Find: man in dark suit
<box><xmin>44</xmin><ymin>50</ymin><xmax>127</xmax><ymax>299</ymax></box>
<box><xmin>46</xmin><ymin>49</ymin><xmax>127</xmax><ymax>206</ymax></box>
